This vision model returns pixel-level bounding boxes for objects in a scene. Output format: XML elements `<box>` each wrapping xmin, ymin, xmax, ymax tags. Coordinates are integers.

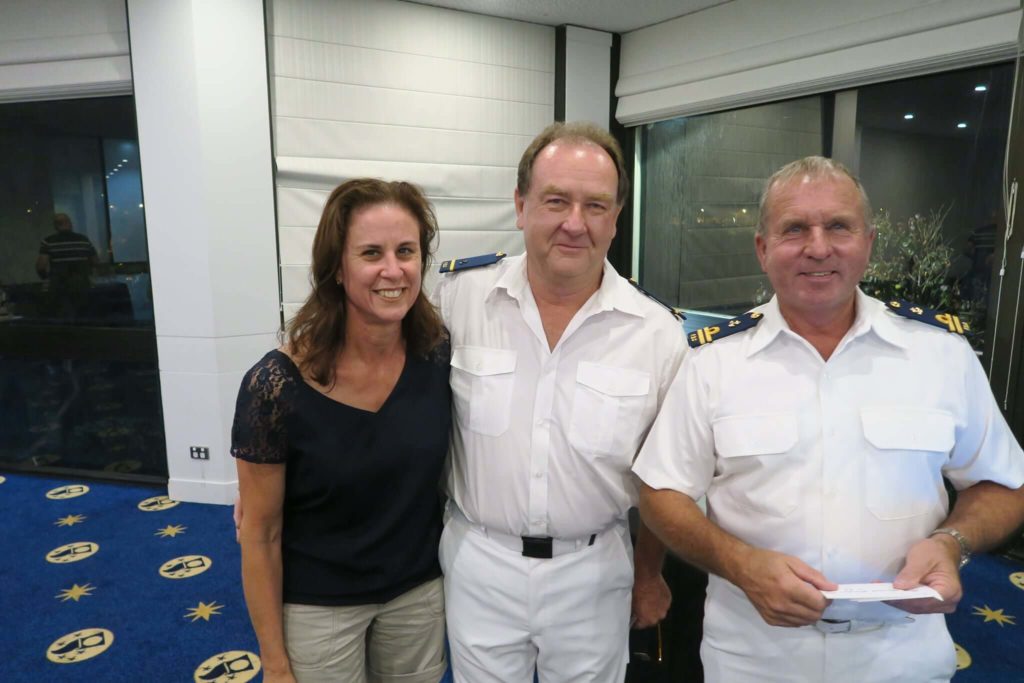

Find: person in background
<box><xmin>635</xmin><ymin>156</ymin><xmax>1024</xmax><ymax>682</ymax></box>
<box><xmin>232</xmin><ymin>179</ymin><xmax>450</xmax><ymax>683</ymax></box>
<box><xmin>434</xmin><ymin>121</ymin><xmax>686</xmax><ymax>682</ymax></box>
<box><xmin>36</xmin><ymin>212</ymin><xmax>97</xmax><ymax>320</ymax></box>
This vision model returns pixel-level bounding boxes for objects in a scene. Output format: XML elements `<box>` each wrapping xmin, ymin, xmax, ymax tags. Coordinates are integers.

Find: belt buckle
<box><xmin>521</xmin><ymin>535</ymin><xmax>553</xmax><ymax>559</ymax></box>
<box><xmin>815</xmin><ymin>619</ymin><xmax>853</xmax><ymax>634</ymax></box>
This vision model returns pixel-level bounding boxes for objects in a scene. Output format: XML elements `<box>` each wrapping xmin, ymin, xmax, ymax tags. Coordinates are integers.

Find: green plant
<box><xmin>861</xmin><ymin>207</ymin><xmax>960</xmax><ymax>312</ymax></box>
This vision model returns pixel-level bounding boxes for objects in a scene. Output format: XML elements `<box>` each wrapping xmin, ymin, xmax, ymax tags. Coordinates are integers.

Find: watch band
<box><xmin>930</xmin><ymin>527</ymin><xmax>971</xmax><ymax>568</ymax></box>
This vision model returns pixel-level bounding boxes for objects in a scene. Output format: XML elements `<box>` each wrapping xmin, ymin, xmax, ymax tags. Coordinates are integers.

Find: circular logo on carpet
<box><xmin>46</xmin><ymin>628</ymin><xmax>114</xmax><ymax>663</ymax></box>
<box><xmin>46</xmin><ymin>484</ymin><xmax>89</xmax><ymax>500</ymax></box>
<box><xmin>1010</xmin><ymin>572</ymin><xmax>1024</xmax><ymax>592</ymax></box>
<box><xmin>0</xmin><ymin>475</ymin><xmax>5</xmax><ymax>484</ymax></box>
<box><xmin>138</xmin><ymin>495</ymin><xmax>180</xmax><ymax>511</ymax></box>
<box><xmin>955</xmin><ymin>643</ymin><xmax>971</xmax><ymax>670</ymax></box>
<box><xmin>194</xmin><ymin>650</ymin><xmax>261</xmax><ymax>682</ymax></box>
<box><xmin>46</xmin><ymin>541</ymin><xmax>99</xmax><ymax>564</ymax></box>
<box><xmin>160</xmin><ymin>555</ymin><xmax>212</xmax><ymax>579</ymax></box>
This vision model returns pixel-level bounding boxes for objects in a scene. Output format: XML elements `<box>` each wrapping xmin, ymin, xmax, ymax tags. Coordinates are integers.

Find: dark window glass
<box><xmin>0</xmin><ymin>96</ymin><xmax>166</xmax><ymax>480</ymax></box>
<box><xmin>638</xmin><ymin>63</ymin><xmax>1013</xmax><ymax>354</ymax></box>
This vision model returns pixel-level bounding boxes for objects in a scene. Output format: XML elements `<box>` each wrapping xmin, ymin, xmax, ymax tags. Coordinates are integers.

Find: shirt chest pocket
<box><xmin>450</xmin><ymin>346</ymin><xmax>517</xmax><ymax>437</ymax></box>
<box><xmin>713</xmin><ymin>413</ymin><xmax>799</xmax><ymax>518</ymax></box>
<box><xmin>569</xmin><ymin>362</ymin><xmax>651</xmax><ymax>459</ymax></box>
<box><xmin>861</xmin><ymin>408</ymin><xmax>954</xmax><ymax>520</ymax></box>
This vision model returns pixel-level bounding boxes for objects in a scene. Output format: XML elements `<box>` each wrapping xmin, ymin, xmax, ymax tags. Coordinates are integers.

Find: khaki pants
<box><xmin>283</xmin><ymin>577</ymin><xmax>447</xmax><ymax>683</ymax></box>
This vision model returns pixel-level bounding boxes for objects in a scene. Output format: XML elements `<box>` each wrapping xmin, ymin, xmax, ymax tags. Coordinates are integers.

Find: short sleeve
<box><xmin>633</xmin><ymin>349</ymin><xmax>716</xmax><ymax>500</ymax></box>
<box><xmin>944</xmin><ymin>340</ymin><xmax>1024</xmax><ymax>490</ymax></box>
<box><xmin>39</xmin><ymin>237</ymin><xmax>51</xmax><ymax>256</ymax></box>
<box><xmin>231</xmin><ymin>354</ymin><xmax>293</xmax><ymax>464</ymax></box>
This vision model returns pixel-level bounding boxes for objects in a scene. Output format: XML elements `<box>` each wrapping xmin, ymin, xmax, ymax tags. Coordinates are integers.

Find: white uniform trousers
<box><xmin>702</xmin><ymin>578</ymin><xmax>956</xmax><ymax>682</ymax></box>
<box><xmin>440</xmin><ymin>509</ymin><xmax>633</xmax><ymax>683</ymax></box>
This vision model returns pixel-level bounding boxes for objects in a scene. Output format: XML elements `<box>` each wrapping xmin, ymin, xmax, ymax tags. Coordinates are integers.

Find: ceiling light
<box><xmin>903</xmin><ymin>113</ymin><xmax>914</xmax><ymax>120</ymax></box>
<box><xmin>974</xmin><ymin>85</ymin><xmax>988</xmax><ymax>92</ymax></box>
<box><xmin>957</xmin><ymin>122</ymin><xmax>967</xmax><ymax>129</ymax></box>
<box><xmin>122</xmin><ymin>158</ymin><xmax>128</xmax><ymax>162</ymax></box>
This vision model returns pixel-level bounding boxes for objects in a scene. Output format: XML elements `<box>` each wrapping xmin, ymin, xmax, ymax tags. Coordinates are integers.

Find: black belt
<box><xmin>521</xmin><ymin>534</ymin><xmax>597</xmax><ymax>559</ymax></box>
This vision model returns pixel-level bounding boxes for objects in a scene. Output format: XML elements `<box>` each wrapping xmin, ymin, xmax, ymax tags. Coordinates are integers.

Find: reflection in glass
<box><xmin>0</xmin><ymin>97</ymin><xmax>165</xmax><ymax>480</ymax></box>
<box><xmin>638</xmin><ymin>63</ymin><xmax>1013</xmax><ymax>353</ymax></box>
<box><xmin>855</xmin><ymin>63</ymin><xmax>1013</xmax><ymax>356</ymax></box>
<box><xmin>640</xmin><ymin>96</ymin><xmax>824</xmax><ymax>319</ymax></box>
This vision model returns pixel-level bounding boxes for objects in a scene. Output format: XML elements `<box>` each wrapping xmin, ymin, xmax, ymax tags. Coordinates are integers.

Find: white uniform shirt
<box><xmin>435</xmin><ymin>253</ymin><xmax>686</xmax><ymax>539</ymax></box>
<box><xmin>633</xmin><ymin>290</ymin><xmax>1024</xmax><ymax>680</ymax></box>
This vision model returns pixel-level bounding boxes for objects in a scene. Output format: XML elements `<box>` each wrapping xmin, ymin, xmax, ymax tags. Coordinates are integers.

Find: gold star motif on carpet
<box><xmin>56</xmin><ymin>583</ymin><xmax>95</xmax><ymax>602</ymax></box>
<box><xmin>185</xmin><ymin>601</ymin><xmax>224</xmax><ymax>622</ymax></box>
<box><xmin>55</xmin><ymin>514</ymin><xmax>86</xmax><ymax>527</ymax></box>
<box><xmin>972</xmin><ymin>604</ymin><xmax>1016</xmax><ymax>626</ymax></box>
<box><xmin>155</xmin><ymin>524</ymin><xmax>187</xmax><ymax>538</ymax></box>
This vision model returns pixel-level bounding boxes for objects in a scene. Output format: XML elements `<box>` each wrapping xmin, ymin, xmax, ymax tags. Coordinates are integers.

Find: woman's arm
<box><xmin>237</xmin><ymin>458</ymin><xmax>295</xmax><ymax>682</ymax></box>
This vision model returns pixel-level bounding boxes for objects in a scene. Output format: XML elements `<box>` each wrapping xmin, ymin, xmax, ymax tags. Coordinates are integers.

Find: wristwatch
<box><xmin>929</xmin><ymin>527</ymin><xmax>971</xmax><ymax>568</ymax></box>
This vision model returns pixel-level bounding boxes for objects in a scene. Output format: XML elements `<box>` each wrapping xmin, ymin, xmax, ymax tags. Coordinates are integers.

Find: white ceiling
<box><xmin>411</xmin><ymin>0</ymin><xmax>732</xmax><ymax>33</ymax></box>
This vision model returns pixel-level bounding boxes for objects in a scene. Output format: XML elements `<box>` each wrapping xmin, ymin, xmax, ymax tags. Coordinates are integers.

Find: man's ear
<box><xmin>754</xmin><ymin>232</ymin><xmax>769</xmax><ymax>273</ymax></box>
<box><xmin>514</xmin><ymin>188</ymin><xmax>525</xmax><ymax>231</ymax></box>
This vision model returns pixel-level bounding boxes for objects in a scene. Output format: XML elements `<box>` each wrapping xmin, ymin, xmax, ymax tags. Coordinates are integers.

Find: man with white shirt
<box><xmin>434</xmin><ymin>121</ymin><xmax>686</xmax><ymax>682</ymax></box>
<box><xmin>633</xmin><ymin>156</ymin><xmax>1024</xmax><ymax>682</ymax></box>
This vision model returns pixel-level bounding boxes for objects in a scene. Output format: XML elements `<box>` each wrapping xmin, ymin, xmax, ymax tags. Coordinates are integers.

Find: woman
<box><xmin>232</xmin><ymin>179</ymin><xmax>450</xmax><ymax>683</ymax></box>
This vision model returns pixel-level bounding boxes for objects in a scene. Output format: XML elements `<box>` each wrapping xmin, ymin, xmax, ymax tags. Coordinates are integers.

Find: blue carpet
<box><xmin>2</xmin><ymin>471</ymin><xmax>1018</xmax><ymax>681</ymax></box>
<box><xmin>0</xmin><ymin>472</ymin><xmax>454</xmax><ymax>682</ymax></box>
<box><xmin>947</xmin><ymin>552</ymin><xmax>1024</xmax><ymax>680</ymax></box>
<box><xmin>0</xmin><ymin>472</ymin><xmax>258</xmax><ymax>682</ymax></box>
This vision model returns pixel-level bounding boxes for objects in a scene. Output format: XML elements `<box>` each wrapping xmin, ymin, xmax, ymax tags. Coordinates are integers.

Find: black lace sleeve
<box><xmin>230</xmin><ymin>353</ymin><xmax>293</xmax><ymax>464</ymax></box>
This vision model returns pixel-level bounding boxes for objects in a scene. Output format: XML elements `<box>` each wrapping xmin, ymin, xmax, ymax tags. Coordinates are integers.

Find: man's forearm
<box><xmin>639</xmin><ymin>484</ymin><xmax>751</xmax><ymax>584</ymax></box>
<box><xmin>943</xmin><ymin>481</ymin><xmax>1024</xmax><ymax>553</ymax></box>
<box><xmin>633</xmin><ymin>517</ymin><xmax>667</xmax><ymax>581</ymax></box>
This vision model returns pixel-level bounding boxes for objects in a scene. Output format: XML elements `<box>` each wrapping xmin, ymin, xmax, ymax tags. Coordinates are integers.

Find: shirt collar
<box><xmin>746</xmin><ymin>288</ymin><xmax>909</xmax><ymax>357</ymax></box>
<box><xmin>486</xmin><ymin>255</ymin><xmax>645</xmax><ymax>320</ymax></box>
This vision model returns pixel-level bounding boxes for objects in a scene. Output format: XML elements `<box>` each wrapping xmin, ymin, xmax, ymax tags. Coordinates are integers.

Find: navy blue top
<box><xmin>231</xmin><ymin>345</ymin><xmax>450</xmax><ymax>605</ymax></box>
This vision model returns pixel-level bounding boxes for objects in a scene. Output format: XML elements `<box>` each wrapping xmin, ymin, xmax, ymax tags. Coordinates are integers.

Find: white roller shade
<box><xmin>617</xmin><ymin>0</ymin><xmax>1022</xmax><ymax>125</ymax></box>
<box><xmin>268</xmin><ymin>0</ymin><xmax>555</xmax><ymax>307</ymax></box>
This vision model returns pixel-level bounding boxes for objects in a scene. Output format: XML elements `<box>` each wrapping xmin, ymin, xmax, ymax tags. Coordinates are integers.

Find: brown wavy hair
<box><xmin>285</xmin><ymin>178</ymin><xmax>445</xmax><ymax>386</ymax></box>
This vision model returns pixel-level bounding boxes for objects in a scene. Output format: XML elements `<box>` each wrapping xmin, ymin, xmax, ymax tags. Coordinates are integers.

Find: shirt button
<box><xmin>533</xmin><ymin>471</ymin><xmax>543</xmax><ymax>479</ymax></box>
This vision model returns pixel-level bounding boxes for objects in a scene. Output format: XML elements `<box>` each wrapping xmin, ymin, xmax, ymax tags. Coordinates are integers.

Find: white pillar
<box><xmin>563</xmin><ymin>26</ymin><xmax>613</xmax><ymax>128</ymax></box>
<box><xmin>127</xmin><ymin>0</ymin><xmax>280</xmax><ymax>504</ymax></box>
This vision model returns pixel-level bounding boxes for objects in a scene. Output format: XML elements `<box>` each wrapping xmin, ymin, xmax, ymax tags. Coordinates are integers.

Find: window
<box><xmin>0</xmin><ymin>96</ymin><xmax>166</xmax><ymax>480</ymax></box>
<box><xmin>638</xmin><ymin>63</ymin><xmax>1014</xmax><ymax>356</ymax></box>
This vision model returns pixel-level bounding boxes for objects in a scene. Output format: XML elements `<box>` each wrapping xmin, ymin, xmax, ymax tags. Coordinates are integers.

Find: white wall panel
<box><xmin>273</xmin><ymin>77</ymin><xmax>551</xmax><ymax>135</ymax></box>
<box><xmin>267</xmin><ymin>0</ymin><xmax>554</xmax><ymax>307</ymax></box>
<box><xmin>618</xmin><ymin>0</ymin><xmax>1022</xmax><ymax>124</ymax></box>
<box><xmin>270</xmin><ymin>0</ymin><xmax>553</xmax><ymax>71</ymax></box>
<box><xmin>274</xmin><ymin>118</ymin><xmax>535</xmax><ymax>167</ymax></box>
<box><xmin>271</xmin><ymin>37</ymin><xmax>553</xmax><ymax>103</ymax></box>
<box><xmin>129</xmin><ymin>0</ymin><xmax>278</xmax><ymax>503</ymax></box>
<box><xmin>277</xmin><ymin>187</ymin><xmax>516</xmax><ymax>233</ymax></box>
<box><xmin>276</xmin><ymin>157</ymin><xmax>516</xmax><ymax>196</ymax></box>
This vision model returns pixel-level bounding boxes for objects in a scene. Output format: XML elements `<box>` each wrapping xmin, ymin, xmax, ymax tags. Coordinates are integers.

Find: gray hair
<box><xmin>756</xmin><ymin>156</ymin><xmax>873</xmax><ymax>235</ymax></box>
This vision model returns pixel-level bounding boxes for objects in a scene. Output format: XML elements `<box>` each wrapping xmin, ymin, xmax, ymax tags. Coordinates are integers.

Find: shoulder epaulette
<box><xmin>627</xmin><ymin>279</ymin><xmax>684</xmax><ymax>321</ymax></box>
<box><xmin>688</xmin><ymin>311</ymin><xmax>764</xmax><ymax>348</ymax></box>
<box><xmin>439</xmin><ymin>252</ymin><xmax>506</xmax><ymax>274</ymax></box>
<box><xmin>884</xmin><ymin>300</ymin><xmax>969</xmax><ymax>335</ymax></box>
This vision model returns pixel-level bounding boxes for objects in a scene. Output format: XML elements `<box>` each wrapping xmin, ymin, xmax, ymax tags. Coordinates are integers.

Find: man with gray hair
<box><xmin>633</xmin><ymin>156</ymin><xmax>1024</xmax><ymax>681</ymax></box>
